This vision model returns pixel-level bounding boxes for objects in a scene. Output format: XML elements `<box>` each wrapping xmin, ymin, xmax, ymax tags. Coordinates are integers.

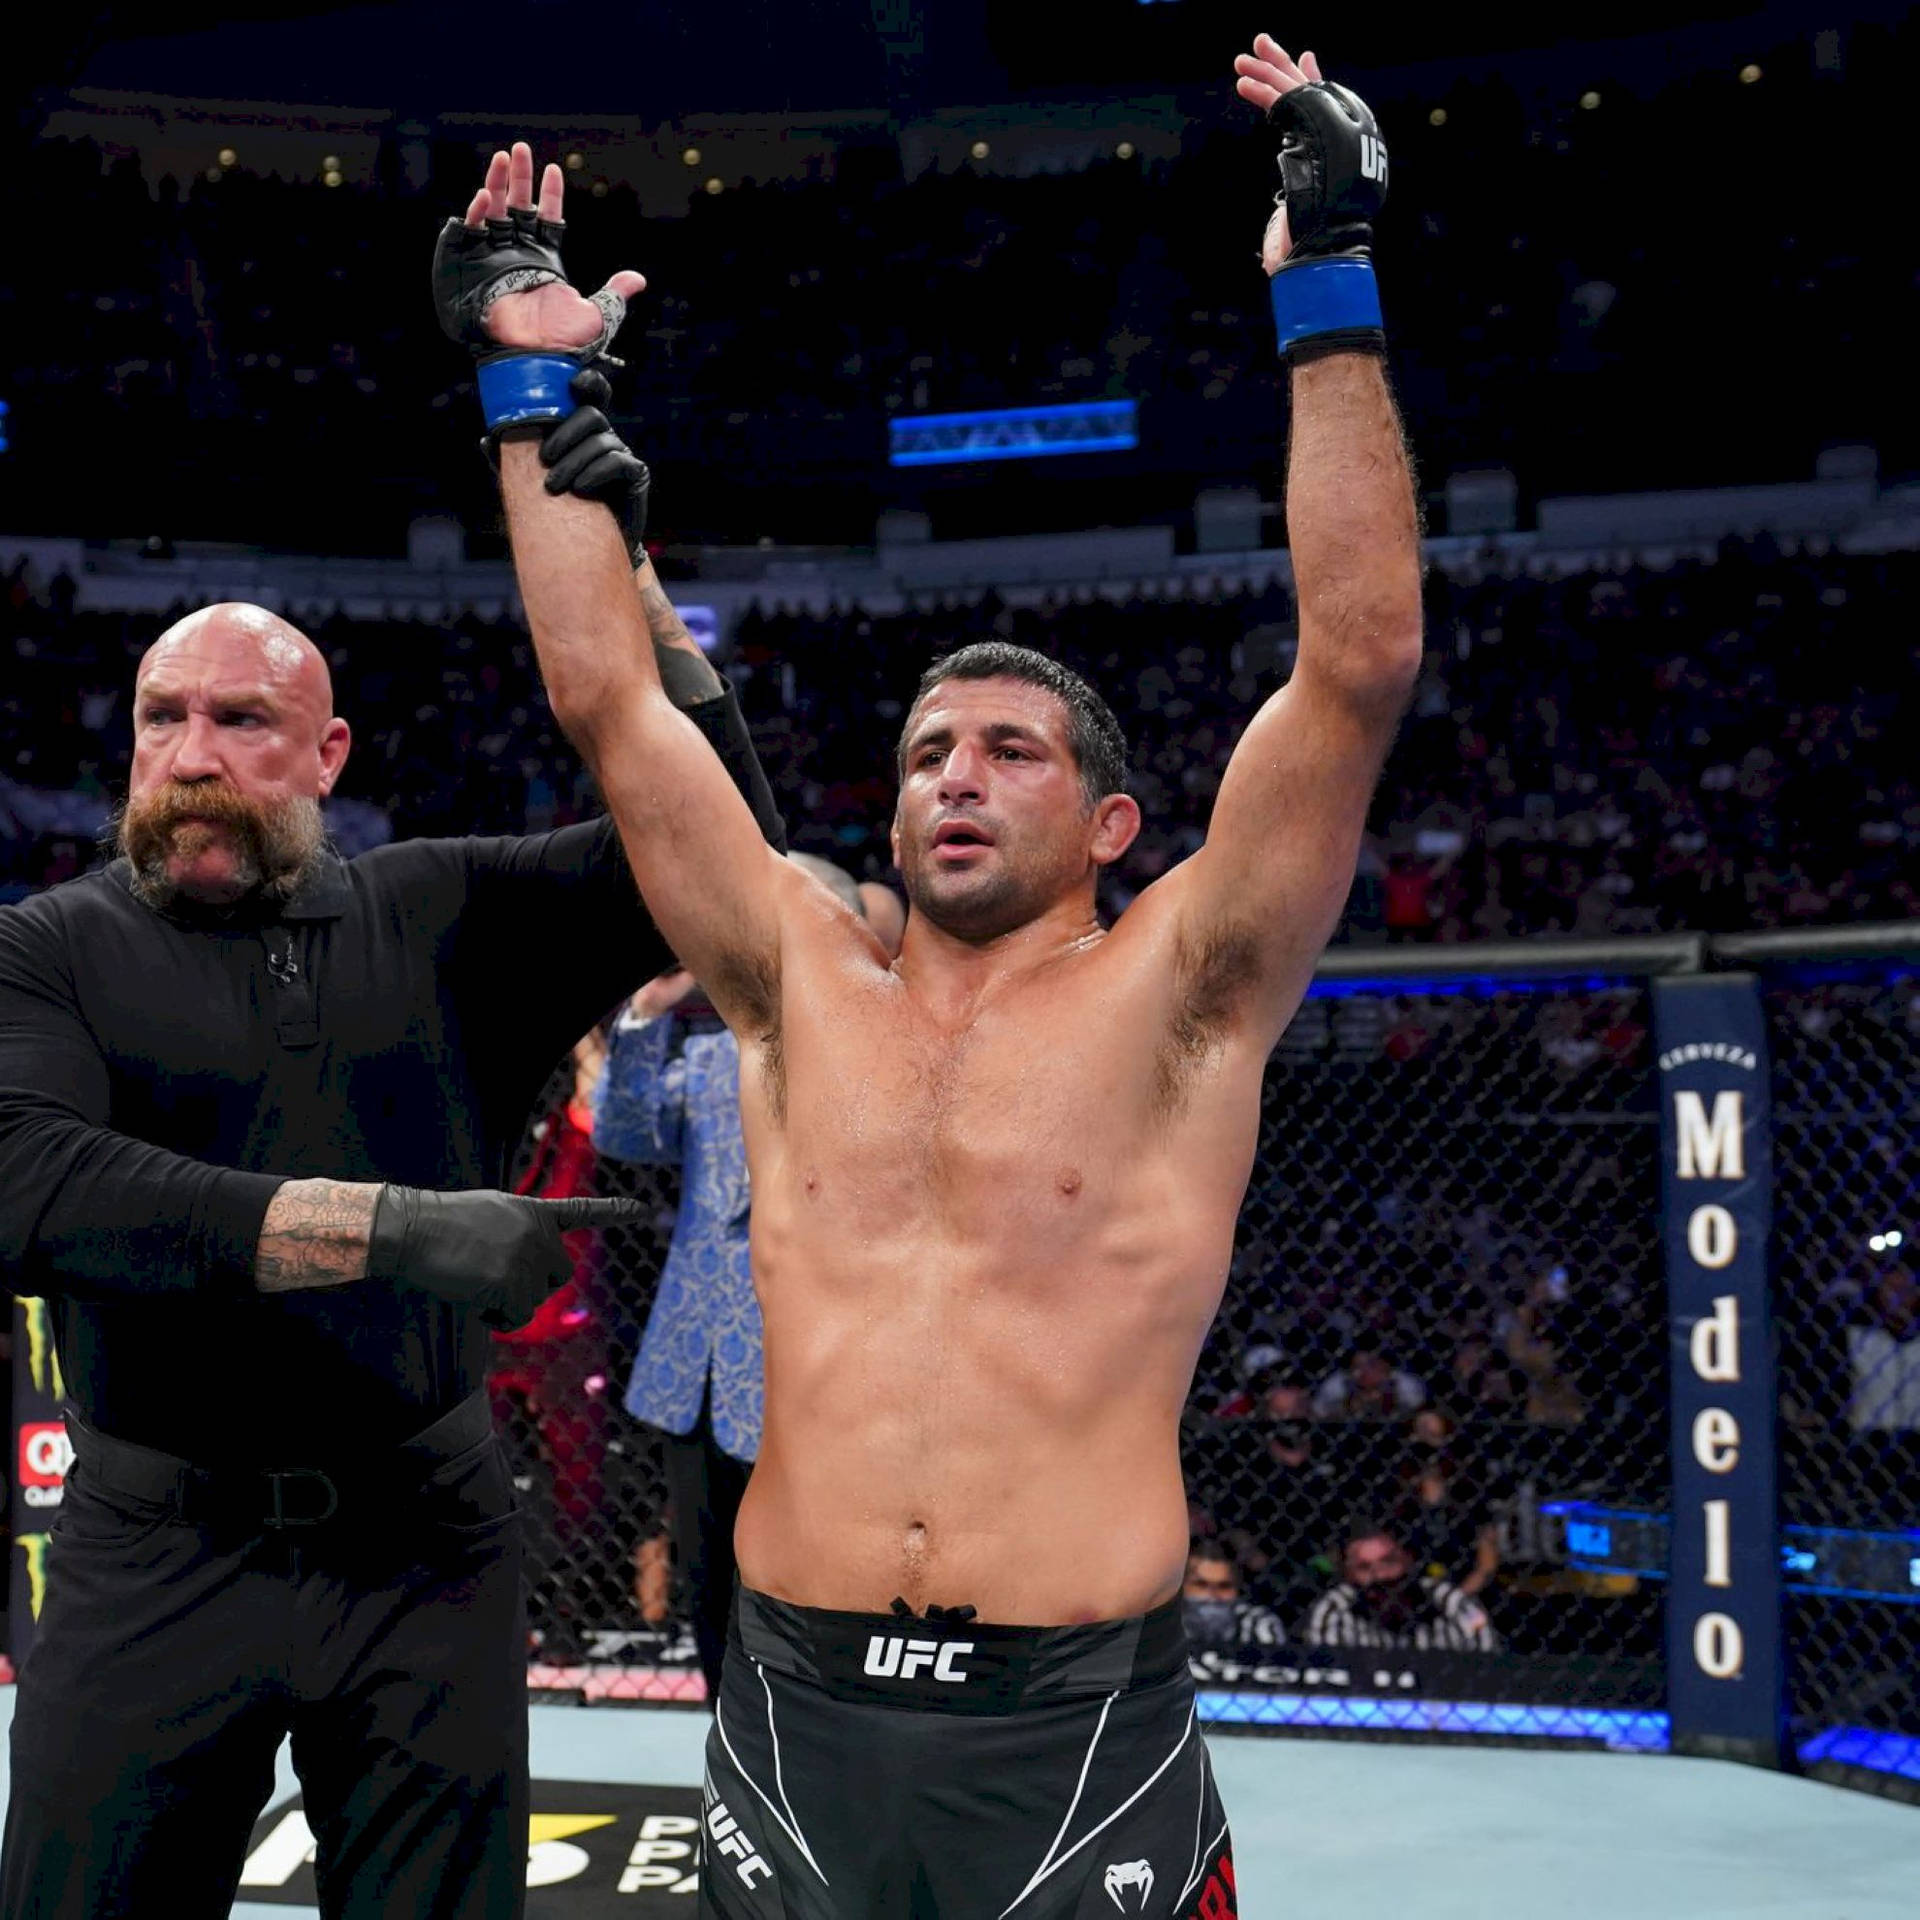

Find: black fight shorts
<box><xmin>699</xmin><ymin>1587</ymin><xmax>1237</xmax><ymax>1919</ymax></box>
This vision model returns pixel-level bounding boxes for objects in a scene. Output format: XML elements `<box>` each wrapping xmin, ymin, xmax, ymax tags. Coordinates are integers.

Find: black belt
<box><xmin>64</xmin><ymin>1392</ymin><xmax>493</xmax><ymax>1532</ymax></box>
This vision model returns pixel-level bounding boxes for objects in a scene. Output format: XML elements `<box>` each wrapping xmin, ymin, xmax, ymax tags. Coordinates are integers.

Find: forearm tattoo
<box><xmin>255</xmin><ymin>1179</ymin><xmax>381</xmax><ymax>1292</ymax></box>
<box><xmin>635</xmin><ymin>559</ymin><xmax>724</xmax><ymax>699</ymax></box>
<box><xmin>636</xmin><ymin>569</ymin><xmax>695</xmax><ymax>651</ymax></box>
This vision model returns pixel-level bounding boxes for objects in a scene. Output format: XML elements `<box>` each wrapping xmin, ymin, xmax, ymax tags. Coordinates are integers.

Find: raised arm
<box><xmin>497</xmin><ymin>439</ymin><xmax>790</xmax><ymax>1030</ymax></box>
<box><xmin>436</xmin><ymin>143</ymin><xmax>799</xmax><ymax>1031</ymax></box>
<box><xmin>1154</xmin><ymin>42</ymin><xmax>1423</xmax><ymax>1042</ymax></box>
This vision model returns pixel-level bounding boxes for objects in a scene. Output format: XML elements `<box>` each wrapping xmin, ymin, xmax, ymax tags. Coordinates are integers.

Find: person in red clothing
<box><xmin>1382</xmin><ymin>854</ymin><xmax>1438</xmax><ymax>940</ymax></box>
<box><xmin>489</xmin><ymin>1032</ymin><xmax>624</xmax><ymax>1658</ymax></box>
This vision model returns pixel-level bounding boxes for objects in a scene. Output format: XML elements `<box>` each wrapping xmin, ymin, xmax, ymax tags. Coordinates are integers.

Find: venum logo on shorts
<box><xmin>862</xmin><ymin>1634</ymin><xmax>974</xmax><ymax>1682</ymax></box>
<box><xmin>705</xmin><ymin>1799</ymin><xmax>772</xmax><ymax>1888</ymax></box>
<box><xmin>1104</xmin><ymin>1858</ymin><xmax>1154</xmax><ymax>1910</ymax></box>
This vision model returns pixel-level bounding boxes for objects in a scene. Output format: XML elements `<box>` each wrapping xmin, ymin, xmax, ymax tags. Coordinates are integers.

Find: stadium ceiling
<box><xmin>27</xmin><ymin>0</ymin><xmax>1904</xmax><ymax>121</ymax></box>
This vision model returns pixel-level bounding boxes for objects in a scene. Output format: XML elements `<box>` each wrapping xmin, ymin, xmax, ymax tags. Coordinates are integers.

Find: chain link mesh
<box><xmin>1768</xmin><ymin>961</ymin><xmax>1920</xmax><ymax>1793</ymax></box>
<box><xmin>501</xmin><ymin>980</ymin><xmax>1671</xmax><ymax>1735</ymax></box>
<box><xmin>1181</xmin><ymin>981</ymin><xmax>1667</xmax><ymax>1740</ymax></box>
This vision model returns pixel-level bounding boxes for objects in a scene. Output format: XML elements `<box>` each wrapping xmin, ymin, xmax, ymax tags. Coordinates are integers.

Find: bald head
<box><xmin>138</xmin><ymin>603</ymin><xmax>334</xmax><ymax>722</ymax></box>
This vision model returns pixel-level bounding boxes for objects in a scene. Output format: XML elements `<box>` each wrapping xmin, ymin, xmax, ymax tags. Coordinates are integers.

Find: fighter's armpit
<box><xmin>1153</xmin><ymin>917</ymin><xmax>1267</xmax><ymax>1118</ymax></box>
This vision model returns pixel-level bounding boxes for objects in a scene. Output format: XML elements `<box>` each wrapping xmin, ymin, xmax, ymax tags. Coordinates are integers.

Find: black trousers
<box><xmin>1</xmin><ymin>1398</ymin><xmax>528</xmax><ymax>1920</ymax></box>
<box><xmin>659</xmin><ymin>1391</ymin><xmax>751</xmax><ymax>1701</ymax></box>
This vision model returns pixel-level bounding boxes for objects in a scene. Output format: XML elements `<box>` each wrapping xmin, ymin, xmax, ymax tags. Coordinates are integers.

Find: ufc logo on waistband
<box><xmin>1359</xmin><ymin>135</ymin><xmax>1387</xmax><ymax>184</ymax></box>
<box><xmin>863</xmin><ymin>1635</ymin><xmax>974</xmax><ymax>1682</ymax></box>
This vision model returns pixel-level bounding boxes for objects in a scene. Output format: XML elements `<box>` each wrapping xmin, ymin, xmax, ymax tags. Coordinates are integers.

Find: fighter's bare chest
<box><xmin>772</xmin><ymin>987</ymin><xmax>1153</xmax><ymax>1201</ymax></box>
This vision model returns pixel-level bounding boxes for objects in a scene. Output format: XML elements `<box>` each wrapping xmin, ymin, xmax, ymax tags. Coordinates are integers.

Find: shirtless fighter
<box><xmin>435</xmin><ymin>35</ymin><xmax>1418</xmax><ymax>1916</ymax></box>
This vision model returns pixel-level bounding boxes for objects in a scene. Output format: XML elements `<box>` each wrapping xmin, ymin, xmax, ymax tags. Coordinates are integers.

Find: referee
<box><xmin>0</xmin><ymin>587</ymin><xmax>784</xmax><ymax>1917</ymax></box>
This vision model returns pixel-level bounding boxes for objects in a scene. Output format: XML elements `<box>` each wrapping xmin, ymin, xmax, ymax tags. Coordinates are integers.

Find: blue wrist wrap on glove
<box><xmin>1269</xmin><ymin>257</ymin><xmax>1383</xmax><ymax>356</ymax></box>
<box><xmin>477</xmin><ymin>353</ymin><xmax>584</xmax><ymax>432</ymax></box>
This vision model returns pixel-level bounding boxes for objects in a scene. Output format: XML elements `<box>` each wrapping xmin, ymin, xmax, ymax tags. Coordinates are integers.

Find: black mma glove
<box><xmin>367</xmin><ymin>1185</ymin><xmax>644</xmax><ymax>1332</ymax></box>
<box><xmin>1266</xmin><ymin>81</ymin><xmax>1389</xmax><ymax>363</ymax></box>
<box><xmin>537</xmin><ymin>367</ymin><xmax>651</xmax><ymax>558</ymax></box>
<box><xmin>431</xmin><ymin>201</ymin><xmax>630</xmax><ymax>438</ymax></box>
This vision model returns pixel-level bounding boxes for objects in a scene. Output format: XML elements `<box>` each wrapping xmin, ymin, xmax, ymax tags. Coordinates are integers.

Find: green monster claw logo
<box><xmin>15</xmin><ymin>1534</ymin><xmax>49</xmax><ymax>1621</ymax></box>
<box><xmin>20</xmin><ymin>1297</ymin><xmax>64</xmax><ymax>1402</ymax></box>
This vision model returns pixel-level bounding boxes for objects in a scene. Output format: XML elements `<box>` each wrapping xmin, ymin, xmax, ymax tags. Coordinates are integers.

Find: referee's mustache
<box><xmin>116</xmin><ymin>778</ymin><xmax>326</xmax><ymax>906</ymax></box>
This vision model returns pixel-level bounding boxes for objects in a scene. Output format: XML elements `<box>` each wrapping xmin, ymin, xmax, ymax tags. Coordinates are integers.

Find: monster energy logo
<box><xmin>15</xmin><ymin>1533</ymin><xmax>49</xmax><ymax>1621</ymax></box>
<box><xmin>20</xmin><ymin>1297</ymin><xmax>64</xmax><ymax>1402</ymax></box>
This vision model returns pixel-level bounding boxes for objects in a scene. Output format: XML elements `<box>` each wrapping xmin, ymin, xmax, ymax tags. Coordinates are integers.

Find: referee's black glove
<box><xmin>367</xmin><ymin>1186</ymin><xmax>643</xmax><ymax>1331</ymax></box>
<box><xmin>538</xmin><ymin>367</ymin><xmax>651</xmax><ymax>559</ymax></box>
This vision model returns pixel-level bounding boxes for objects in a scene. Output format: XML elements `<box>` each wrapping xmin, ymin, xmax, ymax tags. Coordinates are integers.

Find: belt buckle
<box><xmin>262</xmin><ymin>1468</ymin><xmax>340</xmax><ymax>1529</ymax></box>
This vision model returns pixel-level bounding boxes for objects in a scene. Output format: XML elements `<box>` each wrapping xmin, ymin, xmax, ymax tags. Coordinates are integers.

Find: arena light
<box><xmin>1428</xmin><ymin>107</ymin><xmax>1447</xmax><ymax>127</ymax></box>
<box><xmin>889</xmin><ymin>399</ymin><xmax>1138</xmax><ymax>467</ymax></box>
<box><xmin>564</xmin><ymin>150</ymin><xmax>585</xmax><ymax>171</ymax></box>
<box><xmin>322</xmin><ymin>153</ymin><xmax>340</xmax><ymax>171</ymax></box>
<box><xmin>1197</xmin><ymin>1693</ymin><xmax>1672</xmax><ymax>1752</ymax></box>
<box><xmin>323</xmin><ymin>169</ymin><xmax>344</xmax><ymax>189</ymax></box>
<box><xmin>1739</xmin><ymin>63</ymin><xmax>1763</xmax><ymax>84</ymax></box>
<box><xmin>204</xmin><ymin>166</ymin><xmax>223</xmax><ymax>183</ymax></box>
<box><xmin>1871</xmin><ymin>1235</ymin><xmax>1888</xmax><ymax>1252</ymax></box>
<box><xmin>1115</xmin><ymin>140</ymin><xmax>1135</xmax><ymax>160</ymax></box>
<box><xmin>703</xmin><ymin>176</ymin><xmax>724</xmax><ymax>196</ymax></box>
<box><xmin>969</xmin><ymin>140</ymin><xmax>990</xmax><ymax>160</ymax></box>
<box><xmin>1579</xmin><ymin>90</ymin><xmax>1602</xmax><ymax>110</ymax></box>
<box><xmin>681</xmin><ymin>146</ymin><xmax>702</xmax><ymax>167</ymax></box>
<box><xmin>590</xmin><ymin>180</ymin><xmax>609</xmax><ymax>199</ymax></box>
<box><xmin>1798</xmin><ymin>1728</ymin><xmax>1920</xmax><ymax>1782</ymax></box>
<box><xmin>1887</xmin><ymin>1229</ymin><xmax>1905</xmax><ymax>1247</ymax></box>
<box><xmin>218</xmin><ymin>146</ymin><xmax>237</xmax><ymax>168</ymax></box>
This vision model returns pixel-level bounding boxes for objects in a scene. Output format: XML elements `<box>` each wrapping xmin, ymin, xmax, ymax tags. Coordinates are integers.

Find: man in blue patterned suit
<box><xmin>596</xmin><ymin>856</ymin><xmax>890</xmax><ymax>1697</ymax></box>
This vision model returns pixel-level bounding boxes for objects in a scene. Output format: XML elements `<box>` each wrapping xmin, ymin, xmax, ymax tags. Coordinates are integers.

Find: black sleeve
<box><xmin>687</xmin><ymin>681</ymin><xmax>789</xmax><ymax>855</ymax></box>
<box><xmin>0</xmin><ymin>903</ymin><xmax>284</xmax><ymax>1302</ymax></box>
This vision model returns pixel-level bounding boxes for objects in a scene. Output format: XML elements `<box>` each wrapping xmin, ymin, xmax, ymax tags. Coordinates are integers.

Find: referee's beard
<box><xmin>116</xmin><ymin>778</ymin><xmax>327</xmax><ymax>911</ymax></box>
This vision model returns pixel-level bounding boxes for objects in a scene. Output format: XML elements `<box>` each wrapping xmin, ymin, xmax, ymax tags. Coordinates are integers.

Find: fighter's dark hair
<box><xmin>897</xmin><ymin>642</ymin><xmax>1129</xmax><ymax>808</ymax></box>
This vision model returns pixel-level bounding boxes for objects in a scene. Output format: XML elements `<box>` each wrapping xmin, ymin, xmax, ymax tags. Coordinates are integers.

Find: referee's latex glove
<box><xmin>538</xmin><ymin>368</ymin><xmax>651</xmax><ymax>558</ymax></box>
<box><xmin>368</xmin><ymin>1186</ymin><xmax>644</xmax><ymax>1331</ymax></box>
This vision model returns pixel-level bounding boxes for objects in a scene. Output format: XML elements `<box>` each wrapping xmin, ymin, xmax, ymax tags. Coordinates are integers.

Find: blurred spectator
<box><xmin>1210</xmin><ymin>1340</ymin><xmax>1286</xmax><ymax>1418</ymax></box>
<box><xmin>1504</xmin><ymin>1269</ymin><xmax>1588</xmax><ymax>1428</ymax></box>
<box><xmin>1311</xmin><ymin>1343</ymin><xmax>1426</xmax><ymax>1421</ymax></box>
<box><xmin>1241</xmin><ymin>1381</ymin><xmax>1344</xmax><ymax>1620</ymax></box>
<box><xmin>1443</xmin><ymin>1334</ymin><xmax>1527</xmax><ymax>1420</ymax></box>
<box><xmin>1302</xmin><ymin>1521</ymin><xmax>1498</xmax><ymax>1652</ymax></box>
<box><xmin>1847</xmin><ymin>1265</ymin><xmax>1920</xmax><ymax>1434</ymax></box>
<box><xmin>489</xmin><ymin>1031</ymin><xmax>622</xmax><ymax>1660</ymax></box>
<box><xmin>1180</xmin><ymin>1543</ymin><xmax>1285</xmax><ymax>1656</ymax></box>
<box><xmin>1393</xmin><ymin>1414</ymin><xmax>1502</xmax><ymax>1600</ymax></box>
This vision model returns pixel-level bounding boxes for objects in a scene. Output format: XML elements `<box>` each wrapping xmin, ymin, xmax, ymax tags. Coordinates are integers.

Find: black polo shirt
<box><xmin>0</xmin><ymin>694</ymin><xmax>774</xmax><ymax>1466</ymax></box>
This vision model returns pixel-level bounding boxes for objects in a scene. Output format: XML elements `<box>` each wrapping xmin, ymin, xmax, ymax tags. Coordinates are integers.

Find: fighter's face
<box><xmin>125</xmin><ymin>607</ymin><xmax>347</xmax><ymax>907</ymax></box>
<box><xmin>892</xmin><ymin>677</ymin><xmax>1112</xmax><ymax>943</ymax></box>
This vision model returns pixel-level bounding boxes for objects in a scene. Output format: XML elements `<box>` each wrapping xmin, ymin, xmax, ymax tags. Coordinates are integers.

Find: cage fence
<box><xmin>1765</xmin><ymin>960</ymin><xmax>1920</xmax><ymax>1794</ymax></box>
<box><xmin>501</xmin><ymin>977</ymin><xmax>1675</xmax><ymax>1739</ymax></box>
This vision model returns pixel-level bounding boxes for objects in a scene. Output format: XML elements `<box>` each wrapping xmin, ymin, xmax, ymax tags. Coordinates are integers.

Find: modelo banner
<box><xmin>11</xmin><ymin>1296</ymin><xmax>68</xmax><ymax>1668</ymax></box>
<box><xmin>1651</xmin><ymin>974</ymin><xmax>1782</xmax><ymax>1765</ymax></box>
